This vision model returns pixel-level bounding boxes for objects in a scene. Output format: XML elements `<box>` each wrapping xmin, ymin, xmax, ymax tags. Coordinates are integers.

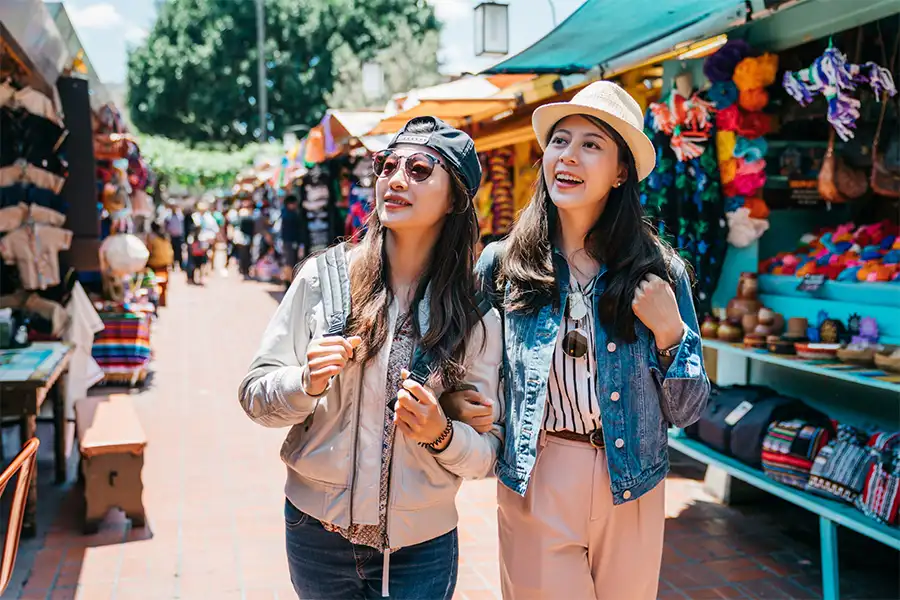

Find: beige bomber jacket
<box><xmin>239</xmin><ymin>256</ymin><xmax>504</xmax><ymax>549</ymax></box>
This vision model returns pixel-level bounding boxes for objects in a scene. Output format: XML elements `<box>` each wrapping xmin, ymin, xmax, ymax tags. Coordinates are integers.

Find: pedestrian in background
<box><xmin>164</xmin><ymin>204</ymin><xmax>185</xmax><ymax>270</ymax></box>
<box><xmin>444</xmin><ymin>82</ymin><xmax>710</xmax><ymax>600</ymax></box>
<box><xmin>240</xmin><ymin>117</ymin><xmax>503</xmax><ymax>599</ymax></box>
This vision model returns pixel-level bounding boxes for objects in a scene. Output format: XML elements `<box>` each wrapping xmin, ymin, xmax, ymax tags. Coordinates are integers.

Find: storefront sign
<box><xmin>797</xmin><ymin>274</ymin><xmax>826</xmax><ymax>292</ymax></box>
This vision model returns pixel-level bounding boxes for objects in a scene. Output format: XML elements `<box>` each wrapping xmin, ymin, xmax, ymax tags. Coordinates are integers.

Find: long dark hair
<box><xmin>345</xmin><ymin>118</ymin><xmax>483</xmax><ymax>388</ymax></box>
<box><xmin>502</xmin><ymin>116</ymin><xmax>677</xmax><ymax>343</ymax></box>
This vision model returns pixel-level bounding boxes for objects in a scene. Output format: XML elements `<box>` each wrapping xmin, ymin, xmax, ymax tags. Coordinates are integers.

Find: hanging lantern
<box><xmin>474</xmin><ymin>2</ymin><xmax>509</xmax><ymax>57</ymax></box>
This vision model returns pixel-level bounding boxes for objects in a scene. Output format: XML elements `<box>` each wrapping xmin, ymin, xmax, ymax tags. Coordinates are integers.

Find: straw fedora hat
<box><xmin>532</xmin><ymin>81</ymin><xmax>656</xmax><ymax>181</ymax></box>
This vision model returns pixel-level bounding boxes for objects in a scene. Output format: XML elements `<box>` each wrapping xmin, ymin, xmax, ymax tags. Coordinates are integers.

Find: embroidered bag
<box><xmin>761</xmin><ymin>419</ymin><xmax>832</xmax><ymax>489</ymax></box>
<box><xmin>806</xmin><ymin>424</ymin><xmax>872</xmax><ymax>503</ymax></box>
<box><xmin>855</xmin><ymin>432</ymin><xmax>900</xmax><ymax>525</ymax></box>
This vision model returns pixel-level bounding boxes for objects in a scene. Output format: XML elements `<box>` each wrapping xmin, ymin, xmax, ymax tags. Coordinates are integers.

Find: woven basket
<box><xmin>874</xmin><ymin>347</ymin><xmax>900</xmax><ymax>373</ymax></box>
<box><xmin>836</xmin><ymin>346</ymin><xmax>877</xmax><ymax>366</ymax></box>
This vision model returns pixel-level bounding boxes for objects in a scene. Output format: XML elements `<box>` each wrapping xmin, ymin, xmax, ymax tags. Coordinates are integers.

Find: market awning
<box><xmin>367</xmin><ymin>98</ymin><xmax>518</xmax><ymax>136</ymax></box>
<box><xmin>483</xmin><ymin>0</ymin><xmax>747</xmax><ymax>75</ymax></box>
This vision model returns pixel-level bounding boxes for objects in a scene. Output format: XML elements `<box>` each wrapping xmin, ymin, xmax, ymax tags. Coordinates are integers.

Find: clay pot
<box><xmin>758</xmin><ymin>307</ymin><xmax>776</xmax><ymax>325</ymax></box>
<box><xmin>786</xmin><ymin>317</ymin><xmax>809</xmax><ymax>340</ymax></box>
<box><xmin>718</xmin><ymin>320</ymin><xmax>743</xmax><ymax>343</ymax></box>
<box><xmin>726</xmin><ymin>272</ymin><xmax>763</xmax><ymax>322</ymax></box>
<box><xmin>755</xmin><ymin>323</ymin><xmax>774</xmax><ymax>336</ymax></box>
<box><xmin>742</xmin><ymin>313</ymin><xmax>759</xmax><ymax>333</ymax></box>
<box><xmin>771</xmin><ymin>313</ymin><xmax>785</xmax><ymax>335</ymax></box>
<box><xmin>701</xmin><ymin>316</ymin><xmax>720</xmax><ymax>339</ymax></box>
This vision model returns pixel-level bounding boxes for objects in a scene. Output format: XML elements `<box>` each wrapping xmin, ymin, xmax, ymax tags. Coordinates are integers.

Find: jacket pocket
<box><xmin>281</xmin><ymin>409</ymin><xmax>353</xmax><ymax>487</ymax></box>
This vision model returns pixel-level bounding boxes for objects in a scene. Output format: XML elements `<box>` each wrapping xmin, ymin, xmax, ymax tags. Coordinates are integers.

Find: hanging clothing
<box><xmin>0</xmin><ymin>202</ymin><xmax>65</xmax><ymax>232</ymax></box>
<box><xmin>641</xmin><ymin>90</ymin><xmax>726</xmax><ymax>315</ymax></box>
<box><xmin>63</xmin><ymin>282</ymin><xmax>106</xmax><ymax>419</ymax></box>
<box><xmin>0</xmin><ymin>223</ymin><xmax>73</xmax><ymax>290</ymax></box>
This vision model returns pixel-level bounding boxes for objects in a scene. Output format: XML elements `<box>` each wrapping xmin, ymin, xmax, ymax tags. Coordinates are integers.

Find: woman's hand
<box><xmin>632</xmin><ymin>274</ymin><xmax>684</xmax><ymax>349</ymax></box>
<box><xmin>303</xmin><ymin>336</ymin><xmax>362</xmax><ymax>396</ymax></box>
<box><xmin>395</xmin><ymin>369</ymin><xmax>451</xmax><ymax>450</ymax></box>
<box><xmin>440</xmin><ymin>389</ymin><xmax>494</xmax><ymax>434</ymax></box>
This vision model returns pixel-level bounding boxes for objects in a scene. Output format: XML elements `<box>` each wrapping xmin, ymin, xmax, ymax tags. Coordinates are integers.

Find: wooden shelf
<box><xmin>702</xmin><ymin>339</ymin><xmax>900</xmax><ymax>393</ymax></box>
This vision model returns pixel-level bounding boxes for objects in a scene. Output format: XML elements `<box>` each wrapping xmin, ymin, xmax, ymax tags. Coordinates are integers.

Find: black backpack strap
<box><xmin>316</xmin><ymin>243</ymin><xmax>351</xmax><ymax>336</ymax></box>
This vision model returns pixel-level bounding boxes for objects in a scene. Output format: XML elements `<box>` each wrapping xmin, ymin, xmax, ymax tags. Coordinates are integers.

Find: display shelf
<box><xmin>758</xmin><ymin>275</ymin><xmax>900</xmax><ymax>309</ymax></box>
<box><xmin>668</xmin><ymin>433</ymin><xmax>900</xmax><ymax>550</ymax></box>
<box><xmin>668</xmin><ymin>432</ymin><xmax>900</xmax><ymax>600</ymax></box>
<box><xmin>701</xmin><ymin>339</ymin><xmax>900</xmax><ymax>393</ymax></box>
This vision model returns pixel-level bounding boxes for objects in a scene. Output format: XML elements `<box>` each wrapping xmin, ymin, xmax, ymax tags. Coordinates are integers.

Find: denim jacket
<box><xmin>475</xmin><ymin>241</ymin><xmax>710</xmax><ymax>505</ymax></box>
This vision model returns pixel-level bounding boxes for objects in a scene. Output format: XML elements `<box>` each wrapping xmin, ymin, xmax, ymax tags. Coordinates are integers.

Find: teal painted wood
<box><xmin>759</xmin><ymin>276</ymin><xmax>900</xmax><ymax>309</ymax></box>
<box><xmin>702</xmin><ymin>339</ymin><xmax>900</xmax><ymax>393</ymax></box>
<box><xmin>667</xmin><ymin>434</ymin><xmax>900</xmax><ymax>550</ymax></box>
<box><xmin>820</xmin><ymin>516</ymin><xmax>840</xmax><ymax>600</ymax></box>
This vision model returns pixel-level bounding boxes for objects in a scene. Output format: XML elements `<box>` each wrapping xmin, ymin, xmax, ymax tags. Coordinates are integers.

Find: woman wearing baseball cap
<box><xmin>240</xmin><ymin>117</ymin><xmax>503</xmax><ymax>599</ymax></box>
<box><xmin>446</xmin><ymin>81</ymin><xmax>710</xmax><ymax>598</ymax></box>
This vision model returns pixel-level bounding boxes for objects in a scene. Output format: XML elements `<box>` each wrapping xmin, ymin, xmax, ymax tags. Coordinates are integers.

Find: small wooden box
<box><xmin>75</xmin><ymin>395</ymin><xmax>148</xmax><ymax>533</ymax></box>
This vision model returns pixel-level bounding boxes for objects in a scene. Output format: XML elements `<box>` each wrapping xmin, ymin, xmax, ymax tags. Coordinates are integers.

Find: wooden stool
<box><xmin>74</xmin><ymin>395</ymin><xmax>148</xmax><ymax>533</ymax></box>
<box><xmin>153</xmin><ymin>270</ymin><xmax>168</xmax><ymax>307</ymax></box>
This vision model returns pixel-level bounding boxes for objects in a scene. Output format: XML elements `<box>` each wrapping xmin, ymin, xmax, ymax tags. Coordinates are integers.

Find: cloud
<box><xmin>124</xmin><ymin>24</ymin><xmax>149</xmax><ymax>44</ymax></box>
<box><xmin>68</xmin><ymin>2</ymin><xmax>125</xmax><ymax>30</ymax></box>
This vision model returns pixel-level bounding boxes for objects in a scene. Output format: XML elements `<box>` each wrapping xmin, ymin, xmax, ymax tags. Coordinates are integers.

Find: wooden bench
<box><xmin>74</xmin><ymin>394</ymin><xmax>148</xmax><ymax>533</ymax></box>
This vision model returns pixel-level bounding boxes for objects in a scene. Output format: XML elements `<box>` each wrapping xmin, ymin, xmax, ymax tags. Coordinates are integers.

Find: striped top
<box><xmin>543</xmin><ymin>277</ymin><xmax>602</xmax><ymax>434</ymax></box>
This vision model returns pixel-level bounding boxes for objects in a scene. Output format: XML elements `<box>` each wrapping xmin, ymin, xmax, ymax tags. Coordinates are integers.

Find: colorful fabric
<box><xmin>783</xmin><ymin>45</ymin><xmax>897</xmax><ymax>142</ymax></box>
<box><xmin>92</xmin><ymin>312</ymin><xmax>151</xmax><ymax>374</ymax></box>
<box><xmin>855</xmin><ymin>432</ymin><xmax>900</xmax><ymax>525</ymax></box>
<box><xmin>641</xmin><ymin>93</ymin><xmax>726</xmax><ymax>315</ymax></box>
<box><xmin>761</xmin><ymin>419</ymin><xmax>831</xmax><ymax>489</ymax></box>
<box><xmin>806</xmin><ymin>424</ymin><xmax>872</xmax><ymax>504</ymax></box>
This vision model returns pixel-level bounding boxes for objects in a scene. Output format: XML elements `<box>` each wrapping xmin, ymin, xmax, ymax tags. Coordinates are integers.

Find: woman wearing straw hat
<box><xmin>444</xmin><ymin>81</ymin><xmax>710</xmax><ymax>599</ymax></box>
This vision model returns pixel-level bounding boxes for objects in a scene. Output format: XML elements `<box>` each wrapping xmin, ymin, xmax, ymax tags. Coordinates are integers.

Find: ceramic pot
<box><xmin>741</xmin><ymin>313</ymin><xmax>759</xmax><ymax>334</ymax></box>
<box><xmin>786</xmin><ymin>317</ymin><xmax>809</xmax><ymax>339</ymax></box>
<box><xmin>718</xmin><ymin>321</ymin><xmax>743</xmax><ymax>343</ymax></box>
<box><xmin>726</xmin><ymin>272</ymin><xmax>763</xmax><ymax>322</ymax></box>
<box><xmin>701</xmin><ymin>316</ymin><xmax>720</xmax><ymax>339</ymax></box>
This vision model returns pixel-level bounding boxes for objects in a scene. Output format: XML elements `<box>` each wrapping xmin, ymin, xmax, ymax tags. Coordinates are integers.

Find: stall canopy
<box><xmin>368</xmin><ymin>98</ymin><xmax>517</xmax><ymax>136</ymax></box>
<box><xmin>483</xmin><ymin>0</ymin><xmax>747</xmax><ymax>75</ymax></box>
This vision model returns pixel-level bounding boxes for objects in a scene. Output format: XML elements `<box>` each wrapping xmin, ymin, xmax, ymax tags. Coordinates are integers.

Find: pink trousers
<box><xmin>498</xmin><ymin>434</ymin><xmax>666</xmax><ymax>599</ymax></box>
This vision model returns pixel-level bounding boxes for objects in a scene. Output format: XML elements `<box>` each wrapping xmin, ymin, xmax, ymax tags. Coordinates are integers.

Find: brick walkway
<box><xmin>4</xmin><ymin>267</ymin><xmax>898</xmax><ymax>600</ymax></box>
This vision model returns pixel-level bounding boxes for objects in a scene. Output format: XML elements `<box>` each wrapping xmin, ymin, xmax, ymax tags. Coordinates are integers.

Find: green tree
<box><xmin>326</xmin><ymin>22</ymin><xmax>443</xmax><ymax>110</ymax></box>
<box><xmin>128</xmin><ymin>0</ymin><xmax>440</xmax><ymax>146</ymax></box>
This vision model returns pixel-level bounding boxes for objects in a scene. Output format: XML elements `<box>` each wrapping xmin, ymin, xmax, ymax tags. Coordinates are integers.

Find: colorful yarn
<box><xmin>736</xmin><ymin>158</ymin><xmax>766</xmax><ymax>176</ymax></box>
<box><xmin>731</xmin><ymin>171</ymin><xmax>766</xmax><ymax>197</ymax></box>
<box><xmin>734</xmin><ymin>54</ymin><xmax>779</xmax><ymax>91</ymax></box>
<box><xmin>716</xmin><ymin>131</ymin><xmax>737</xmax><ymax>164</ymax></box>
<box><xmin>745</xmin><ymin>196</ymin><xmax>770</xmax><ymax>220</ymax></box>
<box><xmin>734</xmin><ymin>137</ymin><xmax>768</xmax><ymax>162</ymax></box>
<box><xmin>739</xmin><ymin>87</ymin><xmax>769</xmax><ymax>112</ymax></box>
<box><xmin>783</xmin><ymin>45</ymin><xmax>898</xmax><ymax>141</ymax></box>
<box><xmin>720</xmin><ymin>159</ymin><xmax>737</xmax><ymax>184</ymax></box>
<box><xmin>703</xmin><ymin>39</ymin><xmax>753</xmax><ymax>83</ymax></box>
<box><xmin>709</xmin><ymin>81</ymin><xmax>738</xmax><ymax>108</ymax></box>
<box><xmin>716</xmin><ymin>105</ymin><xmax>741</xmax><ymax>132</ymax></box>
<box><xmin>737</xmin><ymin>111</ymin><xmax>771</xmax><ymax>139</ymax></box>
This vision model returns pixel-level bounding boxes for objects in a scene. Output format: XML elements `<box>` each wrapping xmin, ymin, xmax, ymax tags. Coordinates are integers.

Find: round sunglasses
<box><xmin>373</xmin><ymin>150</ymin><xmax>449</xmax><ymax>183</ymax></box>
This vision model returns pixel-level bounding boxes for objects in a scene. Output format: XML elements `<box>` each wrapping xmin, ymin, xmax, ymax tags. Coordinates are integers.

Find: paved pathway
<box><xmin>5</xmin><ymin>267</ymin><xmax>898</xmax><ymax>599</ymax></box>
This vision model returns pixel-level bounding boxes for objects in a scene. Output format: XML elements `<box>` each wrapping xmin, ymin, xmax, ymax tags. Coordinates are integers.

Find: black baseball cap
<box><xmin>388</xmin><ymin>116</ymin><xmax>482</xmax><ymax>199</ymax></box>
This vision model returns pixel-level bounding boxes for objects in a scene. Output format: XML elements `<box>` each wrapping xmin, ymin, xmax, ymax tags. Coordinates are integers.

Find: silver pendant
<box><xmin>568</xmin><ymin>291</ymin><xmax>588</xmax><ymax>321</ymax></box>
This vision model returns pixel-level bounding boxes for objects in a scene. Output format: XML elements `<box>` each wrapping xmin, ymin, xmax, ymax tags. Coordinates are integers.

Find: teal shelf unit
<box><xmin>681</xmin><ymin>216</ymin><xmax>900</xmax><ymax>600</ymax></box>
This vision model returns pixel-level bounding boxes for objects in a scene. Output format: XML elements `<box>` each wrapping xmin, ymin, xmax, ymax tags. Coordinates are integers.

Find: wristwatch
<box><xmin>656</xmin><ymin>341</ymin><xmax>681</xmax><ymax>358</ymax></box>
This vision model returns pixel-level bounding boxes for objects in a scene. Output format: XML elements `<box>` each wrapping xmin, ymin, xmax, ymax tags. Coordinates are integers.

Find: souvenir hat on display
<box><xmin>388</xmin><ymin>116</ymin><xmax>482</xmax><ymax>199</ymax></box>
<box><xmin>532</xmin><ymin>81</ymin><xmax>656</xmax><ymax>181</ymax></box>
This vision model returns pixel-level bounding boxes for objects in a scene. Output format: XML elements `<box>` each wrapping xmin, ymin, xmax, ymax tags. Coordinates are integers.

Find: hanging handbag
<box><xmin>761</xmin><ymin>419</ymin><xmax>832</xmax><ymax>489</ymax></box>
<box><xmin>870</xmin><ymin>23</ymin><xmax>900</xmax><ymax>198</ymax></box>
<box><xmin>806</xmin><ymin>424</ymin><xmax>872</xmax><ymax>504</ymax></box>
<box><xmin>855</xmin><ymin>432</ymin><xmax>900</xmax><ymax>525</ymax></box>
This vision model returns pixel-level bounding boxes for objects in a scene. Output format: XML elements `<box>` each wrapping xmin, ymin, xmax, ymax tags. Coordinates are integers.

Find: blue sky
<box><xmin>61</xmin><ymin>0</ymin><xmax>584</xmax><ymax>84</ymax></box>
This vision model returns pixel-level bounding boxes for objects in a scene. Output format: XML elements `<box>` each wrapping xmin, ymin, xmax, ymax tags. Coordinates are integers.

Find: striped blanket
<box><xmin>92</xmin><ymin>312</ymin><xmax>152</xmax><ymax>377</ymax></box>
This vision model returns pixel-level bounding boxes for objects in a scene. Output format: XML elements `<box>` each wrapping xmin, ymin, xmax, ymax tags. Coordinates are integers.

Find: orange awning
<box><xmin>367</xmin><ymin>98</ymin><xmax>517</xmax><ymax>136</ymax></box>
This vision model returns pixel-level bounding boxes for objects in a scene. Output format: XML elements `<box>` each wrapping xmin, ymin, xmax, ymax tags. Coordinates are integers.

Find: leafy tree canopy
<box><xmin>128</xmin><ymin>0</ymin><xmax>441</xmax><ymax>146</ymax></box>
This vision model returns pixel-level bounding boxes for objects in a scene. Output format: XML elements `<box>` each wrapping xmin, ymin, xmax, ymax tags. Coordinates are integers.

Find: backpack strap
<box><xmin>391</xmin><ymin>291</ymin><xmax>494</xmax><ymax>410</ymax></box>
<box><xmin>316</xmin><ymin>243</ymin><xmax>351</xmax><ymax>336</ymax></box>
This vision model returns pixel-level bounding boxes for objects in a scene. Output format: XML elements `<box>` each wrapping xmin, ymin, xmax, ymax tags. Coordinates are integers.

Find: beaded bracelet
<box><xmin>420</xmin><ymin>420</ymin><xmax>454</xmax><ymax>453</ymax></box>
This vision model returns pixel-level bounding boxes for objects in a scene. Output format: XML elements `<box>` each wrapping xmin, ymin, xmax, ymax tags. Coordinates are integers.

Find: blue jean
<box><xmin>284</xmin><ymin>499</ymin><xmax>458</xmax><ymax>600</ymax></box>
